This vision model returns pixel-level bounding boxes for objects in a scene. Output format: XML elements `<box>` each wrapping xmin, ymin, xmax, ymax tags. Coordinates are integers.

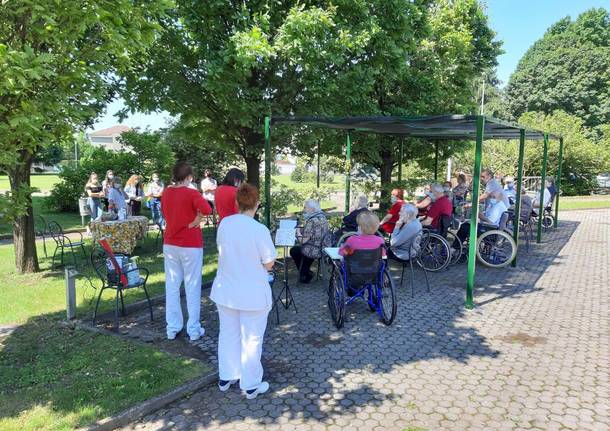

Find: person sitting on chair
<box><xmin>452</xmin><ymin>173</ymin><xmax>469</xmax><ymax>204</ymax></box>
<box><xmin>532</xmin><ymin>179</ymin><xmax>552</xmax><ymax>215</ymax></box>
<box><xmin>454</xmin><ymin>190</ymin><xmax>508</xmax><ymax>247</ymax></box>
<box><xmin>342</xmin><ymin>194</ymin><xmax>370</xmax><ymax>233</ymax></box>
<box><xmin>339</xmin><ymin>211</ymin><xmax>385</xmax><ymax>257</ymax></box>
<box><xmin>289</xmin><ymin>199</ymin><xmax>330</xmax><ymax>283</ymax></box>
<box><xmin>387</xmin><ymin>203</ymin><xmax>422</xmax><ymax>262</ymax></box>
<box><xmin>503</xmin><ymin>176</ymin><xmax>516</xmax><ymax>204</ymax></box>
<box><xmin>420</xmin><ymin>183</ymin><xmax>453</xmax><ymax>230</ymax></box>
<box><xmin>379</xmin><ymin>188</ymin><xmax>404</xmax><ymax>234</ymax></box>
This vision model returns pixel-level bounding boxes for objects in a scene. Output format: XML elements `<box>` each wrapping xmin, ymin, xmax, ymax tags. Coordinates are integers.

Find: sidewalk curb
<box><xmin>78</xmin><ymin>372</ymin><xmax>217</xmax><ymax>431</ymax></box>
<box><xmin>72</xmin><ymin>322</ymin><xmax>217</xmax><ymax>431</ymax></box>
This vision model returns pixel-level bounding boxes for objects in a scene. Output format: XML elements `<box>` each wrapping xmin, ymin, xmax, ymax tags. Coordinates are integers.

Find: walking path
<box><xmin>119</xmin><ymin>209</ymin><xmax>609</xmax><ymax>431</ymax></box>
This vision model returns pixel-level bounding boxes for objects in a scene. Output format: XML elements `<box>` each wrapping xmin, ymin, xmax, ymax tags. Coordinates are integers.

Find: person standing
<box><xmin>215</xmin><ymin>168</ymin><xmax>245</xmax><ymax>222</ymax></box>
<box><xmin>107</xmin><ymin>176</ymin><xmax>128</xmax><ymax>217</ymax></box>
<box><xmin>210</xmin><ymin>183</ymin><xmax>276</xmax><ymax>399</ymax></box>
<box><xmin>146</xmin><ymin>173</ymin><xmax>165</xmax><ymax>226</ymax></box>
<box><xmin>101</xmin><ymin>169</ymin><xmax>115</xmax><ymax>210</ymax></box>
<box><xmin>479</xmin><ymin>168</ymin><xmax>510</xmax><ymax>208</ymax></box>
<box><xmin>201</xmin><ymin>169</ymin><xmax>217</xmax><ymax>210</ymax></box>
<box><xmin>85</xmin><ymin>172</ymin><xmax>104</xmax><ymax>221</ymax></box>
<box><xmin>162</xmin><ymin>162</ymin><xmax>212</xmax><ymax>341</ymax></box>
<box><xmin>124</xmin><ymin>174</ymin><xmax>144</xmax><ymax>216</ymax></box>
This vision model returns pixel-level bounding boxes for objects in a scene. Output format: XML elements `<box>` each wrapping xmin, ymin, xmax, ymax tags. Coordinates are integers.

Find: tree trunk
<box><xmin>379</xmin><ymin>149</ymin><xmax>394</xmax><ymax>212</ymax></box>
<box><xmin>244</xmin><ymin>155</ymin><xmax>261</xmax><ymax>189</ymax></box>
<box><xmin>10</xmin><ymin>151</ymin><xmax>39</xmax><ymax>273</ymax></box>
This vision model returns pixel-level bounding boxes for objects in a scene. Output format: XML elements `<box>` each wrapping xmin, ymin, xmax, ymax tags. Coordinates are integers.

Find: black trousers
<box><xmin>456</xmin><ymin>222</ymin><xmax>485</xmax><ymax>246</ymax></box>
<box><xmin>289</xmin><ymin>246</ymin><xmax>315</xmax><ymax>278</ymax></box>
<box><xmin>127</xmin><ymin>200</ymin><xmax>141</xmax><ymax>216</ymax></box>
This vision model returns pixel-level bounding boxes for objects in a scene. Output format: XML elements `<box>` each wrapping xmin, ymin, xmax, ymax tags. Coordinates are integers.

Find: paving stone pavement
<box><xmin>118</xmin><ymin>209</ymin><xmax>609</xmax><ymax>431</ymax></box>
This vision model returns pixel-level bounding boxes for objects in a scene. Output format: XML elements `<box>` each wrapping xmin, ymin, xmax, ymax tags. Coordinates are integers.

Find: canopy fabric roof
<box><xmin>271</xmin><ymin>115</ymin><xmax>560</xmax><ymax>140</ymax></box>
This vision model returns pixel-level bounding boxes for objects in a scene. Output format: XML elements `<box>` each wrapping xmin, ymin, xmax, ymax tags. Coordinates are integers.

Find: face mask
<box><xmin>153</xmin><ymin>177</ymin><xmax>159</xmax><ymax>182</ymax></box>
<box><xmin>507</xmin><ymin>183</ymin><xmax>514</xmax><ymax>189</ymax></box>
<box><xmin>114</xmin><ymin>184</ymin><xmax>121</xmax><ymax>189</ymax></box>
<box><xmin>390</xmin><ymin>196</ymin><xmax>397</xmax><ymax>204</ymax></box>
<box><xmin>443</xmin><ymin>187</ymin><xmax>450</xmax><ymax>192</ymax></box>
<box><xmin>108</xmin><ymin>175</ymin><xmax>114</xmax><ymax>180</ymax></box>
<box><xmin>489</xmin><ymin>198</ymin><xmax>498</xmax><ymax>205</ymax></box>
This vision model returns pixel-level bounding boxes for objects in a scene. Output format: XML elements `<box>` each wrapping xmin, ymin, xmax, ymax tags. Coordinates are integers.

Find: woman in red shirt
<box><xmin>215</xmin><ymin>168</ymin><xmax>245</xmax><ymax>222</ymax></box>
<box><xmin>162</xmin><ymin>161</ymin><xmax>212</xmax><ymax>341</ymax></box>
<box><xmin>380</xmin><ymin>188</ymin><xmax>404</xmax><ymax>234</ymax></box>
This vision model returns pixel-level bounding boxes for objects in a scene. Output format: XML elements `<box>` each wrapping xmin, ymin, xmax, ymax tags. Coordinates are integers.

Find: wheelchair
<box><xmin>417</xmin><ymin>214</ymin><xmax>459</xmax><ymax>272</ymax></box>
<box><xmin>454</xmin><ymin>212</ymin><xmax>517</xmax><ymax>268</ymax></box>
<box><xmin>327</xmin><ymin>247</ymin><xmax>397</xmax><ymax>329</ymax></box>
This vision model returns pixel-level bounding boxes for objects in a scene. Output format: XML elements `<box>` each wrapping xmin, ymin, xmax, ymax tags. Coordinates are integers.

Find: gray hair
<box><xmin>304</xmin><ymin>199</ymin><xmax>321</xmax><ymax>212</ymax></box>
<box><xmin>430</xmin><ymin>183</ymin><xmax>444</xmax><ymax>194</ymax></box>
<box><xmin>355</xmin><ymin>194</ymin><xmax>368</xmax><ymax>209</ymax></box>
<box><xmin>482</xmin><ymin>168</ymin><xmax>494</xmax><ymax>177</ymax></box>
<box><xmin>400</xmin><ymin>203</ymin><xmax>418</xmax><ymax>221</ymax></box>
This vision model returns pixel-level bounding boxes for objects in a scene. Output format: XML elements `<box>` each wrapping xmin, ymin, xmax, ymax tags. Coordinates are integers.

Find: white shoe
<box><xmin>167</xmin><ymin>332</ymin><xmax>177</xmax><ymax>340</ymax></box>
<box><xmin>189</xmin><ymin>327</ymin><xmax>205</xmax><ymax>342</ymax></box>
<box><xmin>244</xmin><ymin>381</ymin><xmax>269</xmax><ymax>399</ymax></box>
<box><xmin>218</xmin><ymin>379</ymin><xmax>238</xmax><ymax>392</ymax></box>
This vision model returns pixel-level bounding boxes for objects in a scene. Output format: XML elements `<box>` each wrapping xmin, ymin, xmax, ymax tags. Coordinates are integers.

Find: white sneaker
<box><xmin>167</xmin><ymin>332</ymin><xmax>177</xmax><ymax>340</ymax></box>
<box><xmin>244</xmin><ymin>381</ymin><xmax>270</xmax><ymax>399</ymax></box>
<box><xmin>218</xmin><ymin>379</ymin><xmax>238</xmax><ymax>392</ymax></box>
<box><xmin>189</xmin><ymin>327</ymin><xmax>205</xmax><ymax>342</ymax></box>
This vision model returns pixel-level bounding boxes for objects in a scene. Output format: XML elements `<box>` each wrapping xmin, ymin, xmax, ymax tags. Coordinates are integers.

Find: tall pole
<box><xmin>536</xmin><ymin>134</ymin><xmax>549</xmax><ymax>243</ymax></box>
<box><xmin>434</xmin><ymin>142</ymin><xmax>439</xmax><ymax>181</ymax></box>
<box><xmin>466</xmin><ymin>116</ymin><xmax>485</xmax><ymax>309</ymax></box>
<box><xmin>316</xmin><ymin>140</ymin><xmax>321</xmax><ymax>189</ymax></box>
<box><xmin>554</xmin><ymin>137</ymin><xmax>564</xmax><ymax>228</ymax></box>
<box><xmin>446</xmin><ymin>157</ymin><xmax>452</xmax><ymax>182</ymax></box>
<box><xmin>264</xmin><ymin>116</ymin><xmax>271</xmax><ymax>228</ymax></box>
<box><xmin>344</xmin><ymin>131</ymin><xmax>352</xmax><ymax>213</ymax></box>
<box><xmin>398</xmin><ymin>140</ymin><xmax>404</xmax><ymax>182</ymax></box>
<box><xmin>511</xmin><ymin>129</ymin><xmax>526</xmax><ymax>268</ymax></box>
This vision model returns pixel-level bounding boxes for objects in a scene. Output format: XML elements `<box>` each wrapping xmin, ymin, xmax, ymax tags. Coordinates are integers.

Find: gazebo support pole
<box><xmin>512</xmin><ymin>129</ymin><xmax>526</xmax><ymax>268</ymax></box>
<box><xmin>316</xmin><ymin>140</ymin><xmax>321</xmax><ymax>189</ymax></box>
<box><xmin>398</xmin><ymin>140</ymin><xmax>404</xmax><ymax>182</ymax></box>
<box><xmin>466</xmin><ymin>116</ymin><xmax>485</xmax><ymax>309</ymax></box>
<box><xmin>345</xmin><ymin>131</ymin><xmax>352</xmax><ymax>213</ymax></box>
<box><xmin>536</xmin><ymin>134</ymin><xmax>549</xmax><ymax>243</ymax></box>
<box><xmin>434</xmin><ymin>142</ymin><xmax>439</xmax><ymax>181</ymax></box>
<box><xmin>554</xmin><ymin>137</ymin><xmax>564</xmax><ymax>228</ymax></box>
<box><xmin>264</xmin><ymin>116</ymin><xmax>271</xmax><ymax>228</ymax></box>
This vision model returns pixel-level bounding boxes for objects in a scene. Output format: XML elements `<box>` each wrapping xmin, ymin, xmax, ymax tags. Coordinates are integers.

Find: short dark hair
<box><xmin>172</xmin><ymin>161</ymin><xmax>194</xmax><ymax>182</ymax></box>
<box><xmin>222</xmin><ymin>168</ymin><xmax>245</xmax><ymax>186</ymax></box>
<box><xmin>236</xmin><ymin>183</ymin><xmax>259</xmax><ymax>212</ymax></box>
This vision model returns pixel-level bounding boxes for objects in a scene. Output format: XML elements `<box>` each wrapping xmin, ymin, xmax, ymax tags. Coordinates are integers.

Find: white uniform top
<box><xmin>211</xmin><ymin>214</ymin><xmax>277</xmax><ymax>311</ymax></box>
<box><xmin>201</xmin><ymin>177</ymin><xmax>217</xmax><ymax>202</ymax></box>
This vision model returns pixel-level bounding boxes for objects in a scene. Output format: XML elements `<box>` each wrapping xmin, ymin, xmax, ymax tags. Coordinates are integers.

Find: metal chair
<box><xmin>48</xmin><ymin>221</ymin><xmax>87</xmax><ymax>269</ymax></box>
<box><xmin>297</xmin><ymin>229</ymin><xmax>333</xmax><ymax>283</ymax></box>
<box><xmin>389</xmin><ymin>231</ymin><xmax>430</xmax><ymax>297</ymax></box>
<box><xmin>91</xmin><ymin>240</ymin><xmax>153</xmax><ymax>332</ymax></box>
<box><xmin>35</xmin><ymin>215</ymin><xmax>49</xmax><ymax>257</ymax></box>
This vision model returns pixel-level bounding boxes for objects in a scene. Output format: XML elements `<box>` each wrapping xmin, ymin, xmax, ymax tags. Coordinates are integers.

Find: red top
<box><xmin>381</xmin><ymin>200</ymin><xmax>403</xmax><ymax>234</ymax></box>
<box><xmin>426</xmin><ymin>195</ymin><xmax>453</xmax><ymax>229</ymax></box>
<box><xmin>161</xmin><ymin>186</ymin><xmax>212</xmax><ymax>248</ymax></box>
<box><xmin>215</xmin><ymin>185</ymin><xmax>239</xmax><ymax>222</ymax></box>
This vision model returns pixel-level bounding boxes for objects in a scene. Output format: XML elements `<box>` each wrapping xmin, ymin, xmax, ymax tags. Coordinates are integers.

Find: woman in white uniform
<box><xmin>210</xmin><ymin>183</ymin><xmax>277</xmax><ymax>399</ymax></box>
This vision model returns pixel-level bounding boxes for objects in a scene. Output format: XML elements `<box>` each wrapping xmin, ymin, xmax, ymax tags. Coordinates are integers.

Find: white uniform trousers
<box><xmin>163</xmin><ymin>245</ymin><xmax>204</xmax><ymax>339</ymax></box>
<box><xmin>217</xmin><ymin>304</ymin><xmax>269</xmax><ymax>391</ymax></box>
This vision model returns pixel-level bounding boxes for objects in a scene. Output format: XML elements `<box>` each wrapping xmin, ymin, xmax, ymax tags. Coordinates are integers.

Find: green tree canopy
<box><xmin>505</xmin><ymin>8</ymin><xmax>610</xmax><ymax>129</ymax></box>
<box><xmin>0</xmin><ymin>0</ymin><xmax>169</xmax><ymax>272</ymax></box>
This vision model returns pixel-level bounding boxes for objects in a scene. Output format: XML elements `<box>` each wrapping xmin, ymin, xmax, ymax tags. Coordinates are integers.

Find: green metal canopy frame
<box><xmin>263</xmin><ymin>115</ymin><xmax>563</xmax><ymax>308</ymax></box>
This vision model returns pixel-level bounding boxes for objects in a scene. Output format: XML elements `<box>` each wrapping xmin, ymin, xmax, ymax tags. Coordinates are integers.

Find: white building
<box><xmin>87</xmin><ymin>125</ymin><xmax>131</xmax><ymax>151</ymax></box>
<box><xmin>275</xmin><ymin>159</ymin><xmax>296</xmax><ymax>175</ymax></box>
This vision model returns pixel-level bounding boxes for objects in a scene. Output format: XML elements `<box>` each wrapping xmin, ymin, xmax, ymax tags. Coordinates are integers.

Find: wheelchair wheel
<box><xmin>327</xmin><ymin>269</ymin><xmax>346</xmax><ymax>329</ymax></box>
<box><xmin>542</xmin><ymin>214</ymin><xmax>554</xmax><ymax>229</ymax></box>
<box><xmin>336</xmin><ymin>231</ymin><xmax>357</xmax><ymax>248</ymax></box>
<box><xmin>417</xmin><ymin>232</ymin><xmax>451</xmax><ymax>272</ymax></box>
<box><xmin>378</xmin><ymin>269</ymin><xmax>397</xmax><ymax>326</ymax></box>
<box><xmin>445</xmin><ymin>231</ymin><xmax>462</xmax><ymax>265</ymax></box>
<box><xmin>476</xmin><ymin>229</ymin><xmax>517</xmax><ymax>268</ymax></box>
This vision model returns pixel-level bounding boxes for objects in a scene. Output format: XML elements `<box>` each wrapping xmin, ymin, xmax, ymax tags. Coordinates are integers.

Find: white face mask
<box><xmin>114</xmin><ymin>184</ymin><xmax>121</xmax><ymax>189</ymax></box>
<box><xmin>390</xmin><ymin>196</ymin><xmax>397</xmax><ymax>204</ymax></box>
<box><xmin>152</xmin><ymin>177</ymin><xmax>159</xmax><ymax>183</ymax></box>
<box><xmin>108</xmin><ymin>174</ymin><xmax>114</xmax><ymax>180</ymax></box>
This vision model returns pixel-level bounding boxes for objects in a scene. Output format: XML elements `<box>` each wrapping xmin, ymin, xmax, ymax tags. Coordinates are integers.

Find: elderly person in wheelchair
<box><xmin>327</xmin><ymin>211</ymin><xmax>396</xmax><ymax>329</ymax></box>
<box><xmin>454</xmin><ymin>190</ymin><xmax>508</xmax><ymax>246</ymax></box>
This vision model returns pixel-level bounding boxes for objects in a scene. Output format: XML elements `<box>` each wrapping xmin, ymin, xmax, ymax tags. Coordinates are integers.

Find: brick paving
<box><xmin>117</xmin><ymin>209</ymin><xmax>609</xmax><ymax>431</ymax></box>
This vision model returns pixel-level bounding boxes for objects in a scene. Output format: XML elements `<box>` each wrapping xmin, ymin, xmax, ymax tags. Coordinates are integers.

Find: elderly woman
<box><xmin>339</xmin><ymin>211</ymin><xmax>385</xmax><ymax>256</ymax></box>
<box><xmin>210</xmin><ymin>183</ymin><xmax>276</xmax><ymax>399</ymax></box>
<box><xmin>387</xmin><ymin>203</ymin><xmax>423</xmax><ymax>261</ymax></box>
<box><xmin>342</xmin><ymin>194</ymin><xmax>369</xmax><ymax>232</ymax></box>
<box><xmin>290</xmin><ymin>199</ymin><xmax>330</xmax><ymax>284</ymax></box>
<box><xmin>380</xmin><ymin>188</ymin><xmax>405</xmax><ymax>234</ymax></box>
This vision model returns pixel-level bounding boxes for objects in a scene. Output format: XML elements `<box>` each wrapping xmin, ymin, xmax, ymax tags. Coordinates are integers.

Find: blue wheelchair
<box><xmin>327</xmin><ymin>247</ymin><xmax>397</xmax><ymax>329</ymax></box>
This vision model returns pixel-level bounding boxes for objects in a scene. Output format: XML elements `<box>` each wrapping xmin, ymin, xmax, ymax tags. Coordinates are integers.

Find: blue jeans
<box><xmin>150</xmin><ymin>198</ymin><xmax>164</xmax><ymax>226</ymax></box>
<box><xmin>88</xmin><ymin>198</ymin><xmax>102</xmax><ymax>221</ymax></box>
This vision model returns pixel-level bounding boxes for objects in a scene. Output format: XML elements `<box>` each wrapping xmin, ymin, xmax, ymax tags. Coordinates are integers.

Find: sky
<box><xmin>90</xmin><ymin>0</ymin><xmax>609</xmax><ymax>133</ymax></box>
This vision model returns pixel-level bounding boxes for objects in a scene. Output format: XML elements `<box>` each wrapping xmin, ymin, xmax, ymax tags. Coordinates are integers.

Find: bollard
<box><xmin>65</xmin><ymin>266</ymin><xmax>79</xmax><ymax>320</ymax></box>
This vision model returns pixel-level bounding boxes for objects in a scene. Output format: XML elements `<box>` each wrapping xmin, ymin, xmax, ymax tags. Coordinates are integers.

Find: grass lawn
<box><xmin>558</xmin><ymin>196</ymin><xmax>610</xmax><ymax>210</ymax></box>
<box><xmin>0</xmin><ymin>174</ymin><xmax>60</xmax><ymax>193</ymax></box>
<box><xmin>0</xmin><ymin>317</ymin><xmax>207</xmax><ymax>431</ymax></box>
<box><xmin>0</xmin><ymin>227</ymin><xmax>218</xmax><ymax>326</ymax></box>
